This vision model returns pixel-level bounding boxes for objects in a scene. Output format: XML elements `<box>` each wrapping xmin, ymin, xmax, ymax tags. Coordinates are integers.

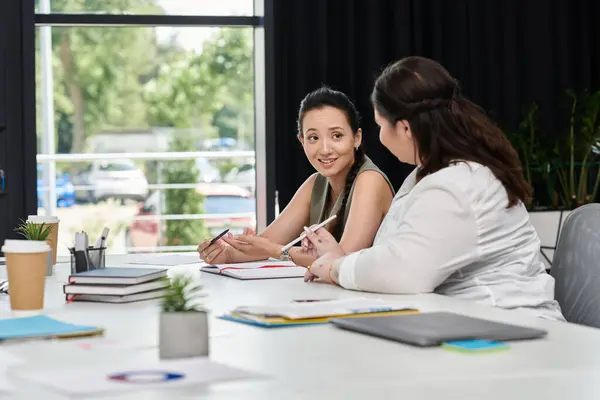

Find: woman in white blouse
<box><xmin>302</xmin><ymin>56</ymin><xmax>565</xmax><ymax>321</ymax></box>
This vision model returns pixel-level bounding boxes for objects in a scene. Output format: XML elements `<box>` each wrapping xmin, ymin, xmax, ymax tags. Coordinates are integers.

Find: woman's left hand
<box><xmin>304</xmin><ymin>252</ymin><xmax>342</xmax><ymax>284</ymax></box>
<box><xmin>222</xmin><ymin>234</ymin><xmax>282</xmax><ymax>259</ymax></box>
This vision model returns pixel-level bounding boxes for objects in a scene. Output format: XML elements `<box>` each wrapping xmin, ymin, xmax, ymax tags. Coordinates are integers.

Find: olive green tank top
<box><xmin>309</xmin><ymin>155</ymin><xmax>395</xmax><ymax>241</ymax></box>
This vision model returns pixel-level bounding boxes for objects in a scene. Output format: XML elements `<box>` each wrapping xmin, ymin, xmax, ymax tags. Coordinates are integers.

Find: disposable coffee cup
<box><xmin>27</xmin><ymin>215</ymin><xmax>59</xmax><ymax>266</ymax></box>
<box><xmin>2</xmin><ymin>240</ymin><xmax>50</xmax><ymax>312</ymax></box>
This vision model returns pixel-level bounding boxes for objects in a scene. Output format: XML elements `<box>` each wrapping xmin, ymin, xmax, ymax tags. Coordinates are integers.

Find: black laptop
<box><xmin>330</xmin><ymin>311</ymin><xmax>547</xmax><ymax>347</ymax></box>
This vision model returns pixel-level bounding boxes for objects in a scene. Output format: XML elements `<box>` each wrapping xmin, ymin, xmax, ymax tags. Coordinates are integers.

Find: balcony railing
<box><xmin>37</xmin><ymin>151</ymin><xmax>257</xmax><ymax>253</ymax></box>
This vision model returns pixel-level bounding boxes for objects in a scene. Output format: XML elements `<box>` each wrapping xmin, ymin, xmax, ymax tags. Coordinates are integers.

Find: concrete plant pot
<box><xmin>159</xmin><ymin>311</ymin><xmax>209</xmax><ymax>359</ymax></box>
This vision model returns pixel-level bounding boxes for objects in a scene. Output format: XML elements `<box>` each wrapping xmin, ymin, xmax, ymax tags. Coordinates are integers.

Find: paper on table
<box><xmin>20</xmin><ymin>358</ymin><xmax>257</xmax><ymax>395</ymax></box>
<box><xmin>233</xmin><ymin>298</ymin><xmax>416</xmax><ymax>320</ymax></box>
<box><xmin>127</xmin><ymin>254</ymin><xmax>203</xmax><ymax>266</ymax></box>
<box><xmin>0</xmin><ymin>348</ymin><xmax>24</xmax><ymax>392</ymax></box>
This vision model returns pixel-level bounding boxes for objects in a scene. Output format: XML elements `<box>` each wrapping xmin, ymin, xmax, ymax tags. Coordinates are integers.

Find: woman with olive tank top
<box><xmin>198</xmin><ymin>86</ymin><xmax>394</xmax><ymax>267</ymax></box>
<box><xmin>310</xmin><ymin>155</ymin><xmax>393</xmax><ymax>241</ymax></box>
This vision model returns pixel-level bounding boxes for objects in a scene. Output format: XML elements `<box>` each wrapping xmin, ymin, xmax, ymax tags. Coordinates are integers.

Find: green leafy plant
<box><xmin>506</xmin><ymin>90</ymin><xmax>600</xmax><ymax>210</ymax></box>
<box><xmin>160</xmin><ymin>275</ymin><xmax>206</xmax><ymax>313</ymax></box>
<box><xmin>551</xmin><ymin>89</ymin><xmax>600</xmax><ymax>209</ymax></box>
<box><xmin>14</xmin><ymin>220</ymin><xmax>53</xmax><ymax>241</ymax></box>
<box><xmin>506</xmin><ymin>103</ymin><xmax>554</xmax><ymax>209</ymax></box>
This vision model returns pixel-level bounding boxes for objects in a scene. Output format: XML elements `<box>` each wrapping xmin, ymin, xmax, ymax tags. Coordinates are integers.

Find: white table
<box><xmin>2</xmin><ymin>253</ymin><xmax>600</xmax><ymax>399</ymax></box>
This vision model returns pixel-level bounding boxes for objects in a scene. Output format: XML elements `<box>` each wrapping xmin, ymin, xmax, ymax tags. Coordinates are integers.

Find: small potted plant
<box><xmin>14</xmin><ymin>220</ymin><xmax>54</xmax><ymax>276</ymax></box>
<box><xmin>159</xmin><ymin>274</ymin><xmax>209</xmax><ymax>359</ymax></box>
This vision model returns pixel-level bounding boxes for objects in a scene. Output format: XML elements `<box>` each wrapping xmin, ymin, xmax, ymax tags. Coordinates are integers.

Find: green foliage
<box><xmin>551</xmin><ymin>90</ymin><xmax>600</xmax><ymax>209</ymax></box>
<box><xmin>38</xmin><ymin>0</ymin><xmax>254</xmax><ymax>153</ymax></box>
<box><xmin>14</xmin><ymin>221</ymin><xmax>53</xmax><ymax>242</ymax></box>
<box><xmin>160</xmin><ymin>274</ymin><xmax>205</xmax><ymax>313</ymax></box>
<box><xmin>507</xmin><ymin>90</ymin><xmax>600</xmax><ymax>210</ymax></box>
<box><xmin>507</xmin><ymin>103</ymin><xmax>554</xmax><ymax>209</ymax></box>
<box><xmin>163</xmin><ymin>133</ymin><xmax>208</xmax><ymax>246</ymax></box>
<box><xmin>41</xmin><ymin>0</ymin><xmax>162</xmax><ymax>152</ymax></box>
<box><xmin>144</xmin><ymin>28</ymin><xmax>254</xmax><ymax>144</ymax></box>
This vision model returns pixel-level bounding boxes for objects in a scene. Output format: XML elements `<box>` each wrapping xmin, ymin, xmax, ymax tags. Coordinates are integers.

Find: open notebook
<box><xmin>200</xmin><ymin>260</ymin><xmax>306</xmax><ymax>280</ymax></box>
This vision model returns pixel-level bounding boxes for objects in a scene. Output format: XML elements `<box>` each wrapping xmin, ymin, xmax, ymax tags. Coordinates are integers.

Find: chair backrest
<box><xmin>551</xmin><ymin>204</ymin><xmax>600</xmax><ymax>328</ymax></box>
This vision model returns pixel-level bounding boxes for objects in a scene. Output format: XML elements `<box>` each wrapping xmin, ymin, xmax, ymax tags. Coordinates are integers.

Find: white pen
<box><xmin>281</xmin><ymin>215</ymin><xmax>337</xmax><ymax>252</ymax></box>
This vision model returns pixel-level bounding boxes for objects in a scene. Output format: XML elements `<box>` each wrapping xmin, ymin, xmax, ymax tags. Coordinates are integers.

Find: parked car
<box><xmin>125</xmin><ymin>183</ymin><xmax>256</xmax><ymax>251</ymax></box>
<box><xmin>36</xmin><ymin>167</ymin><xmax>76</xmax><ymax>208</ymax></box>
<box><xmin>71</xmin><ymin>159</ymin><xmax>149</xmax><ymax>203</ymax></box>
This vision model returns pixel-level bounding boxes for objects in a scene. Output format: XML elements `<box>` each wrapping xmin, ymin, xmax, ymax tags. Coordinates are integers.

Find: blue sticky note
<box><xmin>442</xmin><ymin>339</ymin><xmax>509</xmax><ymax>353</ymax></box>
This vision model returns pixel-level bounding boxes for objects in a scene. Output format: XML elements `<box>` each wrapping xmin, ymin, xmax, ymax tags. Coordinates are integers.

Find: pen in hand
<box><xmin>280</xmin><ymin>214</ymin><xmax>337</xmax><ymax>252</ymax></box>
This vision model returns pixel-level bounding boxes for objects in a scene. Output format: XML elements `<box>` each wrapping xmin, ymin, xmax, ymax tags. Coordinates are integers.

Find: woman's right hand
<box><xmin>197</xmin><ymin>238</ymin><xmax>231</xmax><ymax>264</ymax></box>
<box><xmin>301</xmin><ymin>226</ymin><xmax>345</xmax><ymax>258</ymax></box>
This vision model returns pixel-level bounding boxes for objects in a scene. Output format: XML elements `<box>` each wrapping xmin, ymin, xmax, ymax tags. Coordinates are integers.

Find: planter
<box><xmin>159</xmin><ymin>311</ymin><xmax>209</xmax><ymax>359</ymax></box>
<box><xmin>528</xmin><ymin>210</ymin><xmax>572</xmax><ymax>269</ymax></box>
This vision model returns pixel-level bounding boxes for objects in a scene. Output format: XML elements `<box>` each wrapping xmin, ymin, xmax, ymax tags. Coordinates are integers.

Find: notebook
<box><xmin>68</xmin><ymin>267</ymin><xmax>167</xmax><ymax>285</ymax></box>
<box><xmin>0</xmin><ymin>315</ymin><xmax>103</xmax><ymax>341</ymax></box>
<box><xmin>330</xmin><ymin>311</ymin><xmax>548</xmax><ymax>347</ymax></box>
<box><xmin>221</xmin><ymin>298</ymin><xmax>418</xmax><ymax>327</ymax></box>
<box><xmin>63</xmin><ymin>278</ymin><xmax>168</xmax><ymax>296</ymax></box>
<box><xmin>200</xmin><ymin>260</ymin><xmax>306</xmax><ymax>280</ymax></box>
<box><xmin>65</xmin><ymin>288</ymin><xmax>166</xmax><ymax>304</ymax></box>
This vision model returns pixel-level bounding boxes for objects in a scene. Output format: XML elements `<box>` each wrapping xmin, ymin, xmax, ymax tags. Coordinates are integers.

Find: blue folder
<box><xmin>0</xmin><ymin>315</ymin><xmax>103</xmax><ymax>341</ymax></box>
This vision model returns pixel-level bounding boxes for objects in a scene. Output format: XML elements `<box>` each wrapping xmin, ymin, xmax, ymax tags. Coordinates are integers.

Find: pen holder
<box><xmin>69</xmin><ymin>246</ymin><xmax>106</xmax><ymax>274</ymax></box>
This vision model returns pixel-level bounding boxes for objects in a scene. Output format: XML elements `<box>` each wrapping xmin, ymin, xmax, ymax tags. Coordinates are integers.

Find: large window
<box><xmin>35</xmin><ymin>0</ymin><xmax>265</xmax><ymax>256</ymax></box>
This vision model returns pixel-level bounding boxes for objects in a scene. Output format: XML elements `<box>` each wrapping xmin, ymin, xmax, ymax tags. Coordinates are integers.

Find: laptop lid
<box><xmin>330</xmin><ymin>311</ymin><xmax>548</xmax><ymax>347</ymax></box>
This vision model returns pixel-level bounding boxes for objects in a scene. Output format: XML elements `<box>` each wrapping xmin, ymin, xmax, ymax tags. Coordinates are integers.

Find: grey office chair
<box><xmin>551</xmin><ymin>204</ymin><xmax>600</xmax><ymax>328</ymax></box>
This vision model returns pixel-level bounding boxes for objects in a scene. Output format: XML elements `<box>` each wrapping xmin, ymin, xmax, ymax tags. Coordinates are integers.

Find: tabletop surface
<box><xmin>1</xmin><ymin>253</ymin><xmax>600</xmax><ymax>399</ymax></box>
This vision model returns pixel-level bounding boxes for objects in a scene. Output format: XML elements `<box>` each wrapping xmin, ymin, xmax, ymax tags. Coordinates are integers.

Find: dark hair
<box><xmin>298</xmin><ymin>86</ymin><xmax>365</xmax><ymax>236</ymax></box>
<box><xmin>371</xmin><ymin>56</ymin><xmax>531</xmax><ymax>207</ymax></box>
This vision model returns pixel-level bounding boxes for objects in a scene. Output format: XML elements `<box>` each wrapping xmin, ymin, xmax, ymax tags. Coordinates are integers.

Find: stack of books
<box><xmin>63</xmin><ymin>267</ymin><xmax>168</xmax><ymax>303</ymax></box>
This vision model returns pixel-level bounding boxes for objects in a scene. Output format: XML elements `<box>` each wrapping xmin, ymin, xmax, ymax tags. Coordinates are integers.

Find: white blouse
<box><xmin>337</xmin><ymin>161</ymin><xmax>565</xmax><ymax>321</ymax></box>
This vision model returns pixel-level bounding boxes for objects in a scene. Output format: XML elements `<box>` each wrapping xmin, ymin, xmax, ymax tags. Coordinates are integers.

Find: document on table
<box><xmin>19</xmin><ymin>358</ymin><xmax>257</xmax><ymax>395</ymax></box>
<box><xmin>126</xmin><ymin>254</ymin><xmax>204</xmax><ymax>266</ymax></box>
<box><xmin>233</xmin><ymin>297</ymin><xmax>417</xmax><ymax>320</ymax></box>
<box><xmin>0</xmin><ymin>348</ymin><xmax>24</xmax><ymax>391</ymax></box>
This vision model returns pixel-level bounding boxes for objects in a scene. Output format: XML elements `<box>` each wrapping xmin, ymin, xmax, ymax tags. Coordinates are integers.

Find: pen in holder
<box><xmin>69</xmin><ymin>246</ymin><xmax>106</xmax><ymax>274</ymax></box>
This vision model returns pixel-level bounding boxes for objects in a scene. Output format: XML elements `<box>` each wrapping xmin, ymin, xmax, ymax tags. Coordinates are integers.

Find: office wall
<box><xmin>269</xmin><ymin>0</ymin><xmax>600</xmax><ymax>210</ymax></box>
<box><xmin>0</xmin><ymin>0</ymin><xmax>37</xmax><ymax>251</ymax></box>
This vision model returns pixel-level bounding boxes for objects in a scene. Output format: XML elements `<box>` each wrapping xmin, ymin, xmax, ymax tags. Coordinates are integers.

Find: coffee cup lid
<box><xmin>27</xmin><ymin>215</ymin><xmax>59</xmax><ymax>224</ymax></box>
<box><xmin>1</xmin><ymin>240</ymin><xmax>51</xmax><ymax>254</ymax></box>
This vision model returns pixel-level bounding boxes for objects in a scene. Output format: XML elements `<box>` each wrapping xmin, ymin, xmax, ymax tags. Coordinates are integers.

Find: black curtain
<box><xmin>267</xmin><ymin>0</ymin><xmax>600</xmax><ymax>213</ymax></box>
<box><xmin>0</xmin><ymin>0</ymin><xmax>37</xmax><ymax>252</ymax></box>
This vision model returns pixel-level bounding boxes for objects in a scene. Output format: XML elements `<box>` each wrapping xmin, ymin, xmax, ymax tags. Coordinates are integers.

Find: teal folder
<box><xmin>0</xmin><ymin>315</ymin><xmax>103</xmax><ymax>341</ymax></box>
